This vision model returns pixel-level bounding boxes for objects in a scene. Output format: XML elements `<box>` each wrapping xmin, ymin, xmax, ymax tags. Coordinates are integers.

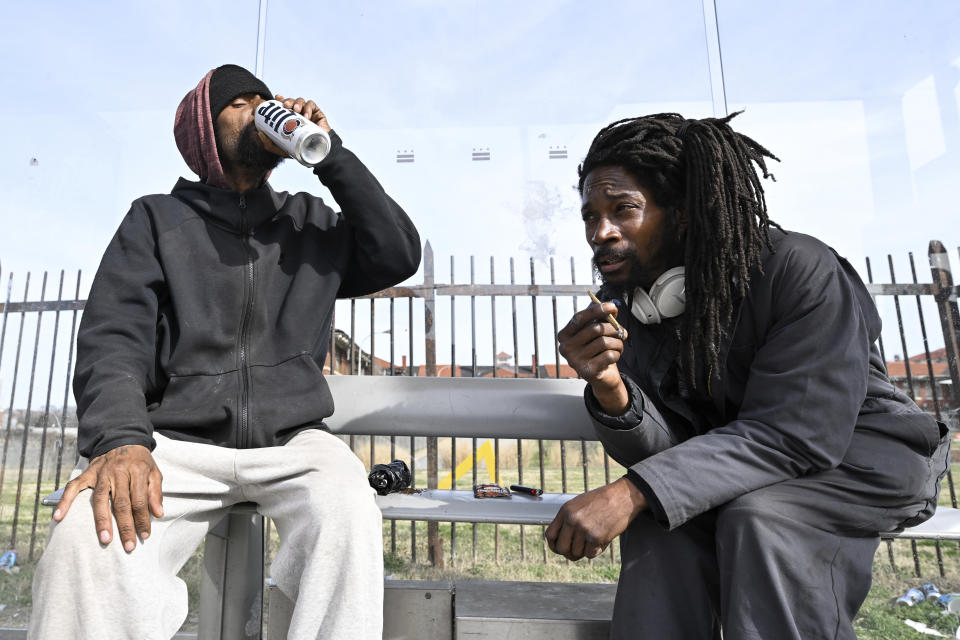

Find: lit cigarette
<box><xmin>587</xmin><ymin>290</ymin><xmax>622</xmax><ymax>331</ymax></box>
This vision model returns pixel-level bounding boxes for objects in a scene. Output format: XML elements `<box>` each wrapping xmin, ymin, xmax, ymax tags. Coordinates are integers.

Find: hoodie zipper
<box><xmin>237</xmin><ymin>194</ymin><xmax>255</xmax><ymax>448</ymax></box>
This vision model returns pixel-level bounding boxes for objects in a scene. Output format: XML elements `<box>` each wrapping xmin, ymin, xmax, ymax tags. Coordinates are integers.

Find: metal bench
<box><xmin>43</xmin><ymin>374</ymin><xmax>960</xmax><ymax>639</ymax></box>
<box><xmin>43</xmin><ymin>376</ymin><xmax>591</xmax><ymax>638</ymax></box>
<box><xmin>216</xmin><ymin>375</ymin><xmax>593</xmax><ymax>639</ymax></box>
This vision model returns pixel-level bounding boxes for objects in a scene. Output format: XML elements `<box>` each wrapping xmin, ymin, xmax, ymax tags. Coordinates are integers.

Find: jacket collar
<box><xmin>171</xmin><ymin>177</ymin><xmax>287</xmax><ymax>232</ymax></box>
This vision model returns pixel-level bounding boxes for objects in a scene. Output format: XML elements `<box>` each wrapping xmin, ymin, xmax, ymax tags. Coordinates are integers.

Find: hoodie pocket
<box><xmin>149</xmin><ymin>370</ymin><xmax>240</xmax><ymax>441</ymax></box>
<box><xmin>246</xmin><ymin>353</ymin><xmax>335</xmax><ymax>447</ymax></box>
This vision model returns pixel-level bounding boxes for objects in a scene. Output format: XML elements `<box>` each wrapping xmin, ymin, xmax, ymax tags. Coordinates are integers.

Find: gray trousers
<box><xmin>612</xmin><ymin>429</ymin><xmax>949</xmax><ymax>640</ymax></box>
<box><xmin>29</xmin><ymin>429</ymin><xmax>384</xmax><ymax>640</ymax></box>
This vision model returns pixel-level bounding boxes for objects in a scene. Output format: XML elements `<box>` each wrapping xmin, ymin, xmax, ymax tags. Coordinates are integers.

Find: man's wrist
<box><xmin>616</xmin><ymin>476</ymin><xmax>648</xmax><ymax>519</ymax></box>
<box><xmin>86</xmin><ymin>435</ymin><xmax>156</xmax><ymax>461</ymax></box>
<box><xmin>591</xmin><ymin>378</ymin><xmax>630</xmax><ymax>416</ymax></box>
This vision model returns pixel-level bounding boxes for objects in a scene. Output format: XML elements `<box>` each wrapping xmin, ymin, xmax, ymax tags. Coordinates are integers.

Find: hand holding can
<box><xmin>254</xmin><ymin>99</ymin><xmax>331</xmax><ymax>167</ymax></box>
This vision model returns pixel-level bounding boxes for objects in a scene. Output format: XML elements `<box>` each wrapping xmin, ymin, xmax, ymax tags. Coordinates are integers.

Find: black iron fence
<box><xmin>0</xmin><ymin>240</ymin><xmax>958</xmax><ymax>575</ymax></box>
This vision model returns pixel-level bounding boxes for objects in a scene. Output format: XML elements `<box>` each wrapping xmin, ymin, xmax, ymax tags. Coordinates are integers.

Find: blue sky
<box><xmin>0</xmin><ymin>0</ymin><xmax>958</xmax><ymax>384</ymax></box>
<box><xmin>2</xmin><ymin>1</ymin><xmax>957</xmax><ymax>274</ymax></box>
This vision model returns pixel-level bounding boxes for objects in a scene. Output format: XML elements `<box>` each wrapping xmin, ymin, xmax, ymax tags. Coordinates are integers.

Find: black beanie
<box><xmin>208</xmin><ymin>64</ymin><xmax>273</xmax><ymax>120</ymax></box>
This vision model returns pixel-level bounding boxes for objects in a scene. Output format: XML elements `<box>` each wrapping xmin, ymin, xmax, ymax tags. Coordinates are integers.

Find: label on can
<box><xmin>254</xmin><ymin>100</ymin><xmax>330</xmax><ymax>167</ymax></box>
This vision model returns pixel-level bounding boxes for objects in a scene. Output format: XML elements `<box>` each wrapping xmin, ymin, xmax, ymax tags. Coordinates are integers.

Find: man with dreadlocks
<box><xmin>546</xmin><ymin>112</ymin><xmax>949</xmax><ymax>639</ymax></box>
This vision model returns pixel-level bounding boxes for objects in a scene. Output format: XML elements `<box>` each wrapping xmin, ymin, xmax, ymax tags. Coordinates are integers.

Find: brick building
<box><xmin>886</xmin><ymin>348</ymin><xmax>956</xmax><ymax>414</ymax></box>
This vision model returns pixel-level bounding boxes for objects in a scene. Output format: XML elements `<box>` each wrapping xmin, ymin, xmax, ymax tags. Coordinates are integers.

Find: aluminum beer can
<box><xmin>895</xmin><ymin>587</ymin><xmax>925</xmax><ymax>606</ymax></box>
<box><xmin>254</xmin><ymin>100</ymin><xmax>331</xmax><ymax>167</ymax></box>
<box><xmin>922</xmin><ymin>582</ymin><xmax>941</xmax><ymax>601</ymax></box>
<box><xmin>937</xmin><ymin>592</ymin><xmax>960</xmax><ymax>608</ymax></box>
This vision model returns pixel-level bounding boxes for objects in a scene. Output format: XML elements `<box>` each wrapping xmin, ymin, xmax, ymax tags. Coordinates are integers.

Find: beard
<box><xmin>592</xmin><ymin>246</ymin><xmax>648</xmax><ymax>292</ymax></box>
<box><xmin>218</xmin><ymin>122</ymin><xmax>283</xmax><ymax>176</ymax></box>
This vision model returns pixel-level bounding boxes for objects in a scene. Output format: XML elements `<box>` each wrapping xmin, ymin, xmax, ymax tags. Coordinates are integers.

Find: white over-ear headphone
<box><xmin>629</xmin><ymin>266</ymin><xmax>686</xmax><ymax>325</ymax></box>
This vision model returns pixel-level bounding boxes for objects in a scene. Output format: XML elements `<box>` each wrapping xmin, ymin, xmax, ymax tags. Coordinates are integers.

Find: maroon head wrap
<box><xmin>173</xmin><ymin>69</ymin><xmax>230</xmax><ymax>189</ymax></box>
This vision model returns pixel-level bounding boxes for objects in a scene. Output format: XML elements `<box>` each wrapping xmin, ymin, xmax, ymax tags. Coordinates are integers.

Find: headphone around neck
<box><xmin>629</xmin><ymin>266</ymin><xmax>686</xmax><ymax>325</ymax></box>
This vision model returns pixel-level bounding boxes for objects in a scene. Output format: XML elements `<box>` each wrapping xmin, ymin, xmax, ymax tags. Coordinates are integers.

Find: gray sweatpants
<box><xmin>29</xmin><ymin>429</ymin><xmax>383</xmax><ymax>640</ymax></box>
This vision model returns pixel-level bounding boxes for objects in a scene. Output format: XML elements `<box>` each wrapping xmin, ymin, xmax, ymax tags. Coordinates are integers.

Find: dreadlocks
<box><xmin>578</xmin><ymin>111</ymin><xmax>781</xmax><ymax>392</ymax></box>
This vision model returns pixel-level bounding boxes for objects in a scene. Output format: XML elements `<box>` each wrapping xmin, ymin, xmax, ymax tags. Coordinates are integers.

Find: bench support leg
<box><xmin>199</xmin><ymin>512</ymin><xmax>265</xmax><ymax>640</ymax></box>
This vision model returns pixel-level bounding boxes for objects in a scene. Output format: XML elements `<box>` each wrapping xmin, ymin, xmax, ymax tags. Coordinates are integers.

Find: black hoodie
<box><xmin>74</xmin><ymin>132</ymin><xmax>421</xmax><ymax>458</ymax></box>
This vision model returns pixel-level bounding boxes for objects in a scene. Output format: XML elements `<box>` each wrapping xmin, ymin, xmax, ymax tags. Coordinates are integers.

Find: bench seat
<box><xmin>42</xmin><ymin>488</ymin><xmax>960</xmax><ymax>537</ymax></box>
<box><xmin>881</xmin><ymin>506</ymin><xmax>960</xmax><ymax>541</ymax></box>
<box><xmin>42</xmin><ymin>375</ymin><xmax>959</xmax><ymax>536</ymax></box>
<box><xmin>40</xmin><ymin>375</ymin><xmax>957</xmax><ymax>639</ymax></box>
<box><xmin>42</xmin><ymin>487</ymin><xmax>577</xmax><ymax>526</ymax></box>
<box><xmin>378</xmin><ymin>489</ymin><xmax>576</xmax><ymax>525</ymax></box>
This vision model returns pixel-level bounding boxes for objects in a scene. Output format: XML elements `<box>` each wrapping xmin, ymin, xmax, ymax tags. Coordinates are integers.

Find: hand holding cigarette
<box><xmin>556</xmin><ymin>292</ymin><xmax>630</xmax><ymax>415</ymax></box>
<box><xmin>587</xmin><ymin>290</ymin><xmax>623</xmax><ymax>339</ymax></box>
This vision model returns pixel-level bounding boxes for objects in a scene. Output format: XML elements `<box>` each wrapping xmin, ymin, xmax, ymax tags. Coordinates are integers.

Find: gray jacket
<box><xmin>588</xmin><ymin>230</ymin><xmax>949</xmax><ymax>530</ymax></box>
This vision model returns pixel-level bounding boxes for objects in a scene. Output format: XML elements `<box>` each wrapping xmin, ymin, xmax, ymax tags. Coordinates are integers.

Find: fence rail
<box><xmin>0</xmin><ymin>240</ymin><xmax>958</xmax><ymax>577</ymax></box>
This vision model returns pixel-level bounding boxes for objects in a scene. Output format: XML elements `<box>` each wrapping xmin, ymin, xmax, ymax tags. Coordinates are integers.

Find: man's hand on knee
<box><xmin>54</xmin><ymin>445</ymin><xmax>164</xmax><ymax>553</ymax></box>
<box><xmin>544</xmin><ymin>477</ymin><xmax>647</xmax><ymax>561</ymax></box>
